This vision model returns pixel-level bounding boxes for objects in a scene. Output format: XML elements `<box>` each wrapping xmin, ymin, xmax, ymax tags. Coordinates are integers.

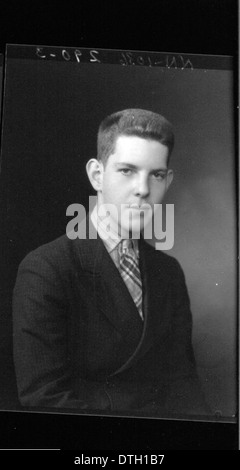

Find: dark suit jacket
<box><xmin>12</xmin><ymin>227</ymin><xmax>210</xmax><ymax>417</ymax></box>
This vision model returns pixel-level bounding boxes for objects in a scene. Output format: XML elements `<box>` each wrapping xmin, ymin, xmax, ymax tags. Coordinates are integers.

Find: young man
<box><xmin>12</xmin><ymin>109</ymin><xmax>210</xmax><ymax>416</ymax></box>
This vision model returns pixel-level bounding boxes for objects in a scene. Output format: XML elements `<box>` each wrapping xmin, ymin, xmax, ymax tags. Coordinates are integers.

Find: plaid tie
<box><xmin>119</xmin><ymin>239</ymin><xmax>143</xmax><ymax>320</ymax></box>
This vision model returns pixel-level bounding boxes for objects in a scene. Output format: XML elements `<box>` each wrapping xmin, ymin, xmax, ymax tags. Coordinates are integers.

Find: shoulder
<box><xmin>18</xmin><ymin>234</ymin><xmax>84</xmax><ymax>276</ymax></box>
<box><xmin>140</xmin><ymin>239</ymin><xmax>186</xmax><ymax>283</ymax></box>
<box><xmin>20</xmin><ymin>234</ymin><xmax>69</xmax><ymax>261</ymax></box>
<box><xmin>141</xmin><ymin>239</ymin><xmax>183</xmax><ymax>269</ymax></box>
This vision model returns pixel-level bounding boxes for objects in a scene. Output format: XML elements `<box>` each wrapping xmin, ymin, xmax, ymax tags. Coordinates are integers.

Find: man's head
<box><xmin>86</xmin><ymin>109</ymin><xmax>174</xmax><ymax>237</ymax></box>
<box><xmin>97</xmin><ymin>108</ymin><xmax>174</xmax><ymax>166</ymax></box>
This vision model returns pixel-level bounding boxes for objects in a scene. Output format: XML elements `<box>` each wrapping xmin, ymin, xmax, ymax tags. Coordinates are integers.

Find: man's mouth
<box><xmin>127</xmin><ymin>203</ymin><xmax>151</xmax><ymax>211</ymax></box>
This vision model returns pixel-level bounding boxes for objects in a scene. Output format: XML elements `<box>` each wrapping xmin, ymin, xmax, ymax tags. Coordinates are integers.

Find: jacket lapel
<box><xmin>74</xmin><ymin>215</ymin><xmax>171</xmax><ymax>376</ymax></box>
<box><xmin>111</xmin><ymin>239</ymin><xmax>171</xmax><ymax>375</ymax></box>
<box><xmin>139</xmin><ymin>239</ymin><xmax>171</xmax><ymax>344</ymax></box>
<box><xmin>75</xmin><ymin>217</ymin><xmax>144</xmax><ymax>351</ymax></box>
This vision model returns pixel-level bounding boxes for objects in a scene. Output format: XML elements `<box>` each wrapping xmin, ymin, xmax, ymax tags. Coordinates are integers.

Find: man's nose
<box><xmin>133</xmin><ymin>175</ymin><xmax>150</xmax><ymax>198</ymax></box>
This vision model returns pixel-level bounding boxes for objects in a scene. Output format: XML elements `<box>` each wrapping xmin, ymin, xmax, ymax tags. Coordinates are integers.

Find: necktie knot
<box><xmin>121</xmin><ymin>238</ymin><xmax>133</xmax><ymax>254</ymax></box>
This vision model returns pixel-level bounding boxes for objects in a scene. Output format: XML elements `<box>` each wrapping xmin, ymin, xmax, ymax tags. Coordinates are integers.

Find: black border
<box><xmin>0</xmin><ymin>410</ymin><xmax>238</xmax><ymax>450</ymax></box>
<box><xmin>0</xmin><ymin>0</ymin><xmax>238</xmax><ymax>453</ymax></box>
<box><xmin>0</xmin><ymin>1</ymin><xmax>238</xmax><ymax>56</ymax></box>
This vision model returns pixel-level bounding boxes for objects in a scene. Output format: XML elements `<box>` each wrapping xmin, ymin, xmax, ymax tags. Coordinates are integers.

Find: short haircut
<box><xmin>97</xmin><ymin>108</ymin><xmax>174</xmax><ymax>165</ymax></box>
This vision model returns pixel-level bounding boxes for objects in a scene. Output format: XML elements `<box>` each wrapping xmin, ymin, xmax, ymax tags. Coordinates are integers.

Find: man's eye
<box><xmin>120</xmin><ymin>169</ymin><xmax>132</xmax><ymax>175</ymax></box>
<box><xmin>152</xmin><ymin>172</ymin><xmax>165</xmax><ymax>179</ymax></box>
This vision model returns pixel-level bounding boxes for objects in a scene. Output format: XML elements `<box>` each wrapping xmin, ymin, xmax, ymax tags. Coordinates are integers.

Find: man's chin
<box><xmin>119</xmin><ymin>221</ymin><xmax>145</xmax><ymax>239</ymax></box>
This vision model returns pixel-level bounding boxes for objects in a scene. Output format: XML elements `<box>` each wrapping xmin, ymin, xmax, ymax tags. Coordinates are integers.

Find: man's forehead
<box><xmin>108</xmin><ymin>135</ymin><xmax>169</xmax><ymax>166</ymax></box>
<box><xmin>114</xmin><ymin>134</ymin><xmax>166</xmax><ymax>148</ymax></box>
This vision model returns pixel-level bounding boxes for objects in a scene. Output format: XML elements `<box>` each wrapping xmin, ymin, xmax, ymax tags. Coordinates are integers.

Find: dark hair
<box><xmin>97</xmin><ymin>108</ymin><xmax>174</xmax><ymax>165</ymax></box>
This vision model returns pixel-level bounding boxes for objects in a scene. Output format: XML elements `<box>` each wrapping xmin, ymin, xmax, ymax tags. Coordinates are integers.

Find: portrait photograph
<box><xmin>0</xmin><ymin>44</ymin><xmax>237</xmax><ymax>431</ymax></box>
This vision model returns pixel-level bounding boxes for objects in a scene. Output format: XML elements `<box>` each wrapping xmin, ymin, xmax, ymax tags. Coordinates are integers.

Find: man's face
<box><xmin>98</xmin><ymin>135</ymin><xmax>173</xmax><ymax>237</ymax></box>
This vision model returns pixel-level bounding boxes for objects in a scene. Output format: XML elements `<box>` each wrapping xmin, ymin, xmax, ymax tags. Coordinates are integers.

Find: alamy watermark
<box><xmin>66</xmin><ymin>196</ymin><xmax>174</xmax><ymax>250</ymax></box>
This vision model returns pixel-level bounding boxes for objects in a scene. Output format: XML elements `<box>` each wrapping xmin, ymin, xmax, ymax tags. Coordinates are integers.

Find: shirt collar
<box><xmin>90</xmin><ymin>205</ymin><xmax>139</xmax><ymax>257</ymax></box>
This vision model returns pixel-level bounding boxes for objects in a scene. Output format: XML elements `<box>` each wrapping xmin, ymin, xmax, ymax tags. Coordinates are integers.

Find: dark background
<box><xmin>0</xmin><ymin>0</ymin><xmax>238</xmax><ymax>56</ymax></box>
<box><xmin>0</xmin><ymin>49</ymin><xmax>237</xmax><ymax>417</ymax></box>
<box><xmin>0</xmin><ymin>0</ymin><xmax>238</xmax><ymax>451</ymax></box>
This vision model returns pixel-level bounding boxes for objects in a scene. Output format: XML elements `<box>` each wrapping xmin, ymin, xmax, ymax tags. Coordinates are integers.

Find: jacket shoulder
<box><xmin>141</xmin><ymin>239</ymin><xmax>186</xmax><ymax>283</ymax></box>
<box><xmin>18</xmin><ymin>234</ymin><xmax>80</xmax><ymax>274</ymax></box>
<box><xmin>142</xmin><ymin>239</ymin><xmax>183</xmax><ymax>268</ymax></box>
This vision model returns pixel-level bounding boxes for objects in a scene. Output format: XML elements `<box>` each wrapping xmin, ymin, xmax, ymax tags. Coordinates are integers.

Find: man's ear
<box><xmin>166</xmin><ymin>169</ymin><xmax>174</xmax><ymax>191</ymax></box>
<box><xmin>86</xmin><ymin>158</ymin><xmax>104</xmax><ymax>191</ymax></box>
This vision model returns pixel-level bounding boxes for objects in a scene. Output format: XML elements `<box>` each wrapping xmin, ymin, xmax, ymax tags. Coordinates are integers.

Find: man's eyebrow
<box><xmin>150</xmin><ymin>168</ymin><xmax>168</xmax><ymax>173</ymax></box>
<box><xmin>115</xmin><ymin>163</ymin><xmax>138</xmax><ymax>169</ymax></box>
<box><xmin>115</xmin><ymin>163</ymin><xmax>168</xmax><ymax>171</ymax></box>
